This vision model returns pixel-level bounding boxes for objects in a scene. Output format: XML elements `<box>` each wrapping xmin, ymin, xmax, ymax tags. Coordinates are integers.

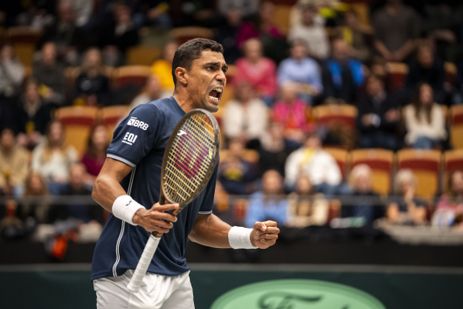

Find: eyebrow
<box><xmin>204</xmin><ymin>61</ymin><xmax>228</xmax><ymax>72</ymax></box>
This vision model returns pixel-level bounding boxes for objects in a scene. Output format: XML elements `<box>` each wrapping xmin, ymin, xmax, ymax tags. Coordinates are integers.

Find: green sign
<box><xmin>211</xmin><ymin>279</ymin><xmax>385</xmax><ymax>309</ymax></box>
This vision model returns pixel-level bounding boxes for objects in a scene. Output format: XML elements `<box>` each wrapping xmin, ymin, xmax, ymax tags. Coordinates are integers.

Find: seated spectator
<box><xmin>287</xmin><ymin>174</ymin><xmax>331</xmax><ymax>228</ymax></box>
<box><xmin>19</xmin><ymin>173</ymin><xmax>51</xmax><ymax>223</ymax></box>
<box><xmin>101</xmin><ymin>2</ymin><xmax>139</xmax><ymax>65</ymax></box>
<box><xmin>74</xmin><ymin>48</ymin><xmax>111</xmax><ymax>106</ymax></box>
<box><xmin>31</xmin><ymin>120</ymin><xmax>79</xmax><ymax>195</ymax></box>
<box><xmin>244</xmin><ymin>169</ymin><xmax>288</xmax><ymax>228</ymax></box>
<box><xmin>336</xmin><ymin>9</ymin><xmax>372</xmax><ymax>63</ymax></box>
<box><xmin>130</xmin><ymin>75</ymin><xmax>166</xmax><ymax>108</ymax></box>
<box><xmin>222</xmin><ymin>82</ymin><xmax>268</xmax><ymax>148</ymax></box>
<box><xmin>81</xmin><ymin>123</ymin><xmax>110</xmax><ymax>183</ymax></box>
<box><xmin>272</xmin><ymin>83</ymin><xmax>313</xmax><ymax>144</ymax></box>
<box><xmin>215</xmin><ymin>6</ymin><xmax>244</xmax><ymax>64</ymax></box>
<box><xmin>277</xmin><ymin>39</ymin><xmax>322</xmax><ymax>105</ymax></box>
<box><xmin>285</xmin><ymin>132</ymin><xmax>342</xmax><ymax>195</ymax></box>
<box><xmin>49</xmin><ymin>163</ymin><xmax>99</xmax><ymax>223</ymax></box>
<box><xmin>0</xmin><ymin>44</ymin><xmax>24</xmax><ymax>102</ymax></box>
<box><xmin>218</xmin><ymin>0</ymin><xmax>259</xmax><ymax>19</ymax></box>
<box><xmin>288</xmin><ymin>3</ymin><xmax>329</xmax><ymax>60</ymax></box>
<box><xmin>131</xmin><ymin>0</ymin><xmax>171</xmax><ymax>30</ymax></box>
<box><xmin>219</xmin><ymin>138</ymin><xmax>259</xmax><ymax>195</ymax></box>
<box><xmin>322</xmin><ymin>37</ymin><xmax>364</xmax><ymax>104</ymax></box>
<box><xmin>32</xmin><ymin>42</ymin><xmax>66</xmax><ymax>106</ymax></box>
<box><xmin>234</xmin><ymin>38</ymin><xmax>277</xmax><ymax>106</ymax></box>
<box><xmin>432</xmin><ymin>170</ymin><xmax>463</xmax><ymax>228</ymax></box>
<box><xmin>406</xmin><ymin>42</ymin><xmax>446</xmax><ymax>104</ymax></box>
<box><xmin>341</xmin><ymin>164</ymin><xmax>384</xmax><ymax>227</ymax></box>
<box><xmin>258</xmin><ymin>122</ymin><xmax>299</xmax><ymax>177</ymax></box>
<box><xmin>236</xmin><ymin>1</ymin><xmax>286</xmax><ymax>60</ymax></box>
<box><xmin>0</xmin><ymin>129</ymin><xmax>30</xmax><ymax>197</ymax></box>
<box><xmin>150</xmin><ymin>40</ymin><xmax>177</xmax><ymax>93</ymax></box>
<box><xmin>17</xmin><ymin>79</ymin><xmax>53</xmax><ymax>149</ymax></box>
<box><xmin>356</xmin><ymin>74</ymin><xmax>402</xmax><ymax>150</ymax></box>
<box><xmin>0</xmin><ymin>44</ymin><xmax>25</xmax><ymax>134</ymax></box>
<box><xmin>403</xmin><ymin>83</ymin><xmax>447</xmax><ymax>149</ymax></box>
<box><xmin>386</xmin><ymin>169</ymin><xmax>428</xmax><ymax>225</ymax></box>
<box><xmin>372</xmin><ymin>0</ymin><xmax>420</xmax><ymax>62</ymax></box>
<box><xmin>40</xmin><ymin>0</ymin><xmax>86</xmax><ymax>66</ymax></box>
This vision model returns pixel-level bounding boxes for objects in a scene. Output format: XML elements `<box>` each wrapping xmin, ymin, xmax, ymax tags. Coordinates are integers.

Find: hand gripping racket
<box><xmin>127</xmin><ymin>108</ymin><xmax>220</xmax><ymax>291</ymax></box>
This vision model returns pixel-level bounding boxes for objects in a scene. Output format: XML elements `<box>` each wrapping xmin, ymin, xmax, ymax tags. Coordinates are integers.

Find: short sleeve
<box><xmin>107</xmin><ymin>104</ymin><xmax>162</xmax><ymax>167</ymax></box>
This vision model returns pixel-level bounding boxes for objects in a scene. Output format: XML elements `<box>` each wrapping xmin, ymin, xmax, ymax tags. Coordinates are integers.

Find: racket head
<box><xmin>160</xmin><ymin>108</ymin><xmax>220</xmax><ymax>207</ymax></box>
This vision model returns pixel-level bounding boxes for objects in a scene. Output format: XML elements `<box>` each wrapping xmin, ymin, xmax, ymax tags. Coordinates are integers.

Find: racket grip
<box><xmin>127</xmin><ymin>235</ymin><xmax>161</xmax><ymax>291</ymax></box>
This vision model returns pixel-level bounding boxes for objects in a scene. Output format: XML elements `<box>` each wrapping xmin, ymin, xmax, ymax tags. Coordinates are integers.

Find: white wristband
<box><xmin>112</xmin><ymin>195</ymin><xmax>144</xmax><ymax>226</ymax></box>
<box><xmin>228</xmin><ymin>226</ymin><xmax>257</xmax><ymax>249</ymax></box>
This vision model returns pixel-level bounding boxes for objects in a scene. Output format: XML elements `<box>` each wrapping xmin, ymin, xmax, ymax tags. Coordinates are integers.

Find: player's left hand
<box><xmin>250</xmin><ymin>220</ymin><xmax>280</xmax><ymax>249</ymax></box>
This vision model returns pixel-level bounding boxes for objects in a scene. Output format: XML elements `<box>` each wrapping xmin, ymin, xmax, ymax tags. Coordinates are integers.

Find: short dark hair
<box><xmin>171</xmin><ymin>38</ymin><xmax>224</xmax><ymax>85</ymax></box>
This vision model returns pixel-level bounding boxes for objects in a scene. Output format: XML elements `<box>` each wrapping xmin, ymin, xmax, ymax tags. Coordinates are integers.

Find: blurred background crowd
<box><xmin>0</xmin><ymin>0</ymin><xmax>463</xmax><ymax>252</ymax></box>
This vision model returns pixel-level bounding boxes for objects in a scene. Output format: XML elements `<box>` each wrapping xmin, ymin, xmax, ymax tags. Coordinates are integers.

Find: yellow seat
<box><xmin>443</xmin><ymin>149</ymin><xmax>463</xmax><ymax>191</ymax></box>
<box><xmin>450</xmin><ymin>105</ymin><xmax>463</xmax><ymax>149</ymax></box>
<box><xmin>99</xmin><ymin>105</ymin><xmax>131</xmax><ymax>136</ymax></box>
<box><xmin>55</xmin><ymin>106</ymin><xmax>99</xmax><ymax>156</ymax></box>
<box><xmin>351</xmin><ymin>148</ymin><xmax>395</xmax><ymax>196</ymax></box>
<box><xmin>126</xmin><ymin>46</ymin><xmax>162</xmax><ymax>66</ymax></box>
<box><xmin>168</xmin><ymin>27</ymin><xmax>214</xmax><ymax>44</ymax></box>
<box><xmin>396</xmin><ymin>149</ymin><xmax>442</xmax><ymax>200</ymax></box>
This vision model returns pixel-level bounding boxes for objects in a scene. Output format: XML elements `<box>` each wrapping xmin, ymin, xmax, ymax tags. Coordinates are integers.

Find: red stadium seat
<box><xmin>350</xmin><ymin>148</ymin><xmax>395</xmax><ymax>196</ymax></box>
<box><xmin>312</xmin><ymin>104</ymin><xmax>357</xmax><ymax>149</ymax></box>
<box><xmin>324</xmin><ymin>147</ymin><xmax>350</xmax><ymax>180</ymax></box>
<box><xmin>55</xmin><ymin>106</ymin><xmax>99</xmax><ymax>156</ymax></box>
<box><xmin>385</xmin><ymin>62</ymin><xmax>408</xmax><ymax>92</ymax></box>
<box><xmin>99</xmin><ymin>105</ymin><xmax>131</xmax><ymax>136</ymax></box>
<box><xmin>450</xmin><ymin>105</ymin><xmax>463</xmax><ymax>149</ymax></box>
<box><xmin>443</xmin><ymin>149</ymin><xmax>463</xmax><ymax>191</ymax></box>
<box><xmin>396</xmin><ymin>149</ymin><xmax>442</xmax><ymax>200</ymax></box>
<box><xmin>112</xmin><ymin>65</ymin><xmax>151</xmax><ymax>90</ymax></box>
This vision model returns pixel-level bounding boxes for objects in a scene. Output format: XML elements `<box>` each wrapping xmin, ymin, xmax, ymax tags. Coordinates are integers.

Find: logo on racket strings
<box><xmin>173</xmin><ymin>136</ymin><xmax>211</xmax><ymax>179</ymax></box>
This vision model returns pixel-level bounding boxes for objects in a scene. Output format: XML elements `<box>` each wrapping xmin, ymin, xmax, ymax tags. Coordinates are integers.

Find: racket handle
<box><xmin>127</xmin><ymin>234</ymin><xmax>161</xmax><ymax>291</ymax></box>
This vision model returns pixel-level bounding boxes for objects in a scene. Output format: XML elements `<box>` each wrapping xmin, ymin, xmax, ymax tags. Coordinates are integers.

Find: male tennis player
<box><xmin>91</xmin><ymin>38</ymin><xmax>280</xmax><ymax>309</ymax></box>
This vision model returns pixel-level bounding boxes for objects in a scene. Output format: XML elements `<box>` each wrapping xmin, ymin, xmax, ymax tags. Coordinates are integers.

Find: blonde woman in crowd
<box><xmin>31</xmin><ymin>119</ymin><xmax>78</xmax><ymax>194</ymax></box>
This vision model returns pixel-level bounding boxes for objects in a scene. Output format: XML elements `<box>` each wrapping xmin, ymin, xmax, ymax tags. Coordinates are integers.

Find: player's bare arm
<box><xmin>92</xmin><ymin>157</ymin><xmax>179</xmax><ymax>234</ymax></box>
<box><xmin>189</xmin><ymin>214</ymin><xmax>280</xmax><ymax>249</ymax></box>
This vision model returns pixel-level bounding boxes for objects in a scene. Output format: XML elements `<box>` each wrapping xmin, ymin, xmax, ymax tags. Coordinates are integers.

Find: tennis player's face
<box><xmin>188</xmin><ymin>50</ymin><xmax>227</xmax><ymax>112</ymax></box>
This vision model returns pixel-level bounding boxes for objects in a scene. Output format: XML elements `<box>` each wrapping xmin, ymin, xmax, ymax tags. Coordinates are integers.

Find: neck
<box><xmin>173</xmin><ymin>91</ymin><xmax>194</xmax><ymax>113</ymax></box>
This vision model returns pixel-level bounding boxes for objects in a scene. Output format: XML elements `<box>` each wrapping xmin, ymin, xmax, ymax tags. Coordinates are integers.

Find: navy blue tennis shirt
<box><xmin>91</xmin><ymin>97</ymin><xmax>217</xmax><ymax>280</ymax></box>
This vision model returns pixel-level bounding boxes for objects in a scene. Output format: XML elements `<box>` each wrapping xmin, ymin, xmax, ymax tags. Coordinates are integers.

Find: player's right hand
<box><xmin>133</xmin><ymin>202</ymin><xmax>179</xmax><ymax>234</ymax></box>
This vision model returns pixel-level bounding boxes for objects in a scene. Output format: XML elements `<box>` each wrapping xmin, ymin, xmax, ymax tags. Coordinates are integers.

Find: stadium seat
<box><xmin>99</xmin><ymin>105</ymin><xmax>131</xmax><ymax>136</ymax></box>
<box><xmin>112</xmin><ymin>65</ymin><xmax>151</xmax><ymax>90</ymax></box>
<box><xmin>168</xmin><ymin>27</ymin><xmax>214</xmax><ymax>44</ymax></box>
<box><xmin>274</xmin><ymin>4</ymin><xmax>292</xmax><ymax>34</ymax></box>
<box><xmin>396</xmin><ymin>149</ymin><xmax>442</xmax><ymax>200</ymax></box>
<box><xmin>55</xmin><ymin>106</ymin><xmax>99</xmax><ymax>156</ymax></box>
<box><xmin>444</xmin><ymin>62</ymin><xmax>457</xmax><ymax>86</ymax></box>
<box><xmin>126</xmin><ymin>46</ymin><xmax>161</xmax><ymax>66</ymax></box>
<box><xmin>385</xmin><ymin>62</ymin><xmax>408</xmax><ymax>92</ymax></box>
<box><xmin>324</xmin><ymin>147</ymin><xmax>350</xmax><ymax>180</ymax></box>
<box><xmin>443</xmin><ymin>149</ymin><xmax>463</xmax><ymax>191</ymax></box>
<box><xmin>350</xmin><ymin>148</ymin><xmax>395</xmax><ymax>196</ymax></box>
<box><xmin>450</xmin><ymin>105</ymin><xmax>463</xmax><ymax>149</ymax></box>
<box><xmin>7</xmin><ymin>26</ymin><xmax>42</xmax><ymax>66</ymax></box>
<box><xmin>312</xmin><ymin>104</ymin><xmax>357</xmax><ymax>149</ymax></box>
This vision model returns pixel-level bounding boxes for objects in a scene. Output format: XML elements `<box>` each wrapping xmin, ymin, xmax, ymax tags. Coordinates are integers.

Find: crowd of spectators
<box><xmin>1</xmin><ymin>0</ymin><xmax>463</xmax><ymax>244</ymax></box>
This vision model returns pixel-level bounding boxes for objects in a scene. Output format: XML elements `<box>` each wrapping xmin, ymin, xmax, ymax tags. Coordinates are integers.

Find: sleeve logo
<box><xmin>127</xmin><ymin>117</ymin><xmax>149</xmax><ymax>130</ymax></box>
<box><xmin>122</xmin><ymin>132</ymin><xmax>138</xmax><ymax>145</ymax></box>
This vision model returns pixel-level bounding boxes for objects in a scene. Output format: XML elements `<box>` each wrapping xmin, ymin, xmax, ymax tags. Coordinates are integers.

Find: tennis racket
<box><xmin>127</xmin><ymin>108</ymin><xmax>220</xmax><ymax>291</ymax></box>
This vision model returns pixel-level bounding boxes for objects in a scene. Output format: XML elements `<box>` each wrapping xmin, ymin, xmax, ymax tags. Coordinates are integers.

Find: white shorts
<box><xmin>93</xmin><ymin>270</ymin><xmax>194</xmax><ymax>309</ymax></box>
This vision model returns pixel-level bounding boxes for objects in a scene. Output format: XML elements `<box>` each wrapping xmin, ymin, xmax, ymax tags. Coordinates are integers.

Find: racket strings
<box><xmin>163</xmin><ymin>114</ymin><xmax>217</xmax><ymax>204</ymax></box>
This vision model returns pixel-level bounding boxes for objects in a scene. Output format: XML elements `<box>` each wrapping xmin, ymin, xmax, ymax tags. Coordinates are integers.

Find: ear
<box><xmin>175</xmin><ymin>67</ymin><xmax>188</xmax><ymax>87</ymax></box>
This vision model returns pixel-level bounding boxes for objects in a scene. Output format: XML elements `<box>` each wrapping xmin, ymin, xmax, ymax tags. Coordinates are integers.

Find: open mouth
<box><xmin>208</xmin><ymin>87</ymin><xmax>223</xmax><ymax>104</ymax></box>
